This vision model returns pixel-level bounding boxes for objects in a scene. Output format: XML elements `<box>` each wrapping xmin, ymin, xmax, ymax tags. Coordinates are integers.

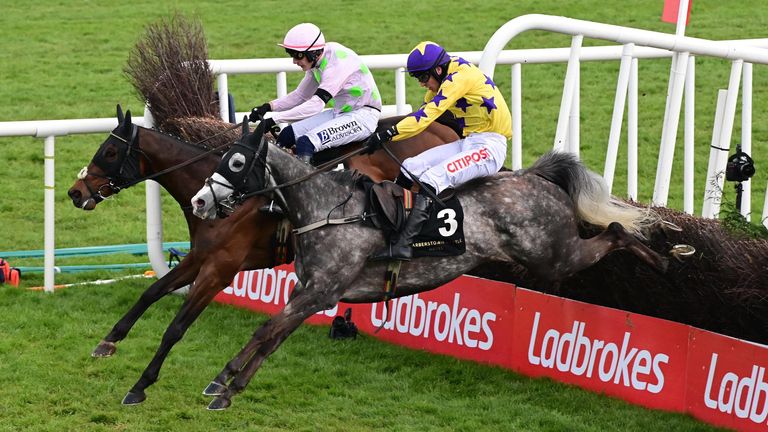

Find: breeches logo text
<box><xmin>527</xmin><ymin>312</ymin><xmax>669</xmax><ymax>393</ymax></box>
<box><xmin>704</xmin><ymin>353</ymin><xmax>768</xmax><ymax>425</ymax></box>
<box><xmin>446</xmin><ymin>148</ymin><xmax>489</xmax><ymax>173</ymax></box>
<box><xmin>370</xmin><ymin>293</ymin><xmax>496</xmax><ymax>350</ymax></box>
<box><xmin>316</xmin><ymin>120</ymin><xmax>361</xmax><ymax>144</ymax></box>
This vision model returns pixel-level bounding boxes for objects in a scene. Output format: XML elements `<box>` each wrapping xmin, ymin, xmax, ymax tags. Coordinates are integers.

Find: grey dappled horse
<box><xmin>189</xmin><ymin>122</ymin><xmax>667</xmax><ymax>410</ymax></box>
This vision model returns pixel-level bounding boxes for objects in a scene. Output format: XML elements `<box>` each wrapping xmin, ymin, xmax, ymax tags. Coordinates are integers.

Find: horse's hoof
<box><xmin>202</xmin><ymin>381</ymin><xmax>227</xmax><ymax>396</ymax></box>
<box><xmin>670</xmin><ymin>244</ymin><xmax>695</xmax><ymax>261</ymax></box>
<box><xmin>92</xmin><ymin>341</ymin><xmax>117</xmax><ymax>358</ymax></box>
<box><xmin>122</xmin><ymin>391</ymin><xmax>146</xmax><ymax>405</ymax></box>
<box><xmin>207</xmin><ymin>396</ymin><xmax>231</xmax><ymax>411</ymax></box>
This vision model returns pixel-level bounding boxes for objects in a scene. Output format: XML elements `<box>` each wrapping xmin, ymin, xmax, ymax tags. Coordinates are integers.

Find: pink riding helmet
<box><xmin>278</xmin><ymin>23</ymin><xmax>325</xmax><ymax>51</ymax></box>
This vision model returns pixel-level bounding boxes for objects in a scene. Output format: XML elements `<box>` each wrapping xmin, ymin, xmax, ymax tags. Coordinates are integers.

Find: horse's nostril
<box><xmin>68</xmin><ymin>189</ymin><xmax>81</xmax><ymax>200</ymax></box>
<box><xmin>195</xmin><ymin>199</ymin><xmax>206</xmax><ymax>208</ymax></box>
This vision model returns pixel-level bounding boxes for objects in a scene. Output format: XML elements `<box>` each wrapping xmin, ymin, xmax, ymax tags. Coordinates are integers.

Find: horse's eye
<box><xmin>229</xmin><ymin>153</ymin><xmax>247</xmax><ymax>172</ymax></box>
<box><xmin>104</xmin><ymin>146</ymin><xmax>118</xmax><ymax>159</ymax></box>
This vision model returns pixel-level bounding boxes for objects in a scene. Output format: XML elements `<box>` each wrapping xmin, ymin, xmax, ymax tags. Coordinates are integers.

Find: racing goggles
<box><xmin>409</xmin><ymin>70</ymin><xmax>431</xmax><ymax>84</ymax></box>
<box><xmin>285</xmin><ymin>48</ymin><xmax>306</xmax><ymax>60</ymax></box>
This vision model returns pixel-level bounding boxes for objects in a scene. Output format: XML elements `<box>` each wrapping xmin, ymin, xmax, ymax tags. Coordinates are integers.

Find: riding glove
<box><xmin>260</xmin><ymin>117</ymin><xmax>279</xmax><ymax>135</ymax></box>
<box><xmin>363</xmin><ymin>126</ymin><xmax>398</xmax><ymax>154</ymax></box>
<box><xmin>249</xmin><ymin>103</ymin><xmax>272</xmax><ymax>122</ymax></box>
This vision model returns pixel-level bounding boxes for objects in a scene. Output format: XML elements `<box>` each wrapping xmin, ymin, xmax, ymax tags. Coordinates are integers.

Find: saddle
<box><xmin>363</xmin><ymin>180</ymin><xmax>466</xmax><ymax>258</ymax></box>
<box><xmin>365</xmin><ymin>180</ymin><xmax>410</xmax><ymax>235</ymax></box>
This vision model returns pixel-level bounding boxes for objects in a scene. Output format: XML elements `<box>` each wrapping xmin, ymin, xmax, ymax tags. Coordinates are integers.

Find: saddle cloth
<box><xmin>364</xmin><ymin>180</ymin><xmax>465</xmax><ymax>258</ymax></box>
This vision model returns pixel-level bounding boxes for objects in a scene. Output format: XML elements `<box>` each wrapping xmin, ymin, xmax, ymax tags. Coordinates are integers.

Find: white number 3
<box><xmin>437</xmin><ymin>209</ymin><xmax>458</xmax><ymax>237</ymax></box>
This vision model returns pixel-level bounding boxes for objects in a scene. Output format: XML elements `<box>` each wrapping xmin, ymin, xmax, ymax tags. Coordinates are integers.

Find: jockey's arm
<box><xmin>392</xmin><ymin>75</ymin><xmax>470</xmax><ymax>142</ymax></box>
<box><xmin>269</xmin><ymin>73</ymin><xmax>323</xmax><ymax>122</ymax></box>
<box><xmin>270</xmin><ymin>95</ymin><xmax>325</xmax><ymax>123</ymax></box>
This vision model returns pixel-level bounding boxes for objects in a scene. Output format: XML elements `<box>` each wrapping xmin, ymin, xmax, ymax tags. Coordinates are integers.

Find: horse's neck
<box><xmin>267</xmin><ymin>144</ymin><xmax>357</xmax><ymax>224</ymax></box>
<box><xmin>140</xmin><ymin>128</ymin><xmax>218</xmax><ymax>204</ymax></box>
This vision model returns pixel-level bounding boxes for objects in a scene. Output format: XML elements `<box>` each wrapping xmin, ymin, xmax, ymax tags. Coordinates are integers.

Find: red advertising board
<box><xmin>356</xmin><ymin>275</ymin><xmax>517</xmax><ymax>367</ymax></box>
<box><xmin>215</xmin><ymin>266</ymin><xmax>768</xmax><ymax>430</ymax></box>
<box><xmin>215</xmin><ymin>266</ymin><xmax>518</xmax><ymax>367</ymax></box>
<box><xmin>511</xmin><ymin>288</ymin><xmax>689</xmax><ymax>411</ymax></box>
<box><xmin>687</xmin><ymin>329</ymin><xmax>768</xmax><ymax>432</ymax></box>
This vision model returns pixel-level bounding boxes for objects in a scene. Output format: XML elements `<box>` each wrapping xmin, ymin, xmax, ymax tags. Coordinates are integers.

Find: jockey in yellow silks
<box><xmin>365</xmin><ymin>41</ymin><xmax>512</xmax><ymax>261</ymax></box>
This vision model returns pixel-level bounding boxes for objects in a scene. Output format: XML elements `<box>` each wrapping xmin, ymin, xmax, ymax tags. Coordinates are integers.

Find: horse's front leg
<box><xmin>93</xmin><ymin>252</ymin><xmax>200</xmax><ymax>358</ymax></box>
<box><xmin>207</xmin><ymin>284</ymin><xmax>340</xmax><ymax>410</ymax></box>
<box><xmin>201</xmin><ymin>281</ymin><xmax>305</xmax><ymax>397</ymax></box>
<box><xmin>121</xmin><ymin>274</ymin><xmax>222</xmax><ymax>405</ymax></box>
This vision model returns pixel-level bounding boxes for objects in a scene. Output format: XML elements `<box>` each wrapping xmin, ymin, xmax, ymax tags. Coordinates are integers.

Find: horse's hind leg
<box><xmin>92</xmin><ymin>252</ymin><xmax>200</xmax><ymax>358</ymax></box>
<box><xmin>207</xmin><ymin>286</ymin><xmax>333</xmax><ymax>410</ymax></box>
<box><xmin>602</xmin><ymin>222</ymin><xmax>668</xmax><ymax>273</ymax></box>
<box><xmin>540</xmin><ymin>222</ymin><xmax>668</xmax><ymax>282</ymax></box>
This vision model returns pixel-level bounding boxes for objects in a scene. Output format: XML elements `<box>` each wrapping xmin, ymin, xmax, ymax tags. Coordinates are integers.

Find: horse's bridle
<box><xmin>80</xmin><ymin>121</ymin><xmax>244</xmax><ymax>204</ymax></box>
<box><xmin>203</xmin><ymin>135</ymin><xmax>273</xmax><ymax>218</ymax></box>
<box><xmin>78</xmin><ymin>125</ymin><xmax>144</xmax><ymax>203</ymax></box>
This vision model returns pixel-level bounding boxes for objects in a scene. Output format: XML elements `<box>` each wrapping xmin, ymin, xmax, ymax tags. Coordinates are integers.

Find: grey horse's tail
<box><xmin>526</xmin><ymin>151</ymin><xmax>658</xmax><ymax>236</ymax></box>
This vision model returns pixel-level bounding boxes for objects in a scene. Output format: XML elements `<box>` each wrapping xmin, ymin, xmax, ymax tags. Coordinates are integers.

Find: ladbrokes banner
<box><xmin>512</xmin><ymin>288</ymin><xmax>688</xmax><ymax>411</ymax></box>
<box><xmin>687</xmin><ymin>329</ymin><xmax>768</xmax><ymax>431</ymax></box>
<box><xmin>215</xmin><ymin>264</ymin><xmax>768</xmax><ymax>431</ymax></box>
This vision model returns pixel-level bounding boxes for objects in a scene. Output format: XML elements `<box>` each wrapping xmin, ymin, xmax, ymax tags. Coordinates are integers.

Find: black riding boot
<box><xmin>297</xmin><ymin>154</ymin><xmax>312</xmax><ymax>165</ymax></box>
<box><xmin>369</xmin><ymin>193</ymin><xmax>432</xmax><ymax>261</ymax></box>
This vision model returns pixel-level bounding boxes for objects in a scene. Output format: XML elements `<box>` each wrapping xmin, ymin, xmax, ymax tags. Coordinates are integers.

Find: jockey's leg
<box><xmin>369</xmin><ymin>185</ymin><xmax>434</xmax><ymax>261</ymax></box>
<box><xmin>286</xmin><ymin>111</ymin><xmax>335</xmax><ymax>164</ymax></box>
<box><xmin>370</xmin><ymin>132</ymin><xmax>507</xmax><ymax>261</ymax></box>
<box><xmin>418</xmin><ymin>132</ymin><xmax>507</xmax><ymax>193</ymax></box>
<box><xmin>276</xmin><ymin>125</ymin><xmax>296</xmax><ymax>149</ymax></box>
<box><xmin>295</xmin><ymin>136</ymin><xmax>314</xmax><ymax>164</ymax></box>
<box><xmin>302</xmin><ymin>107</ymin><xmax>379</xmax><ymax>155</ymax></box>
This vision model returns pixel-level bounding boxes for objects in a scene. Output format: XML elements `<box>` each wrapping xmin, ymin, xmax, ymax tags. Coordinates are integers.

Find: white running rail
<box><xmin>3</xmin><ymin>14</ymin><xmax>768</xmax><ymax>291</ymax></box>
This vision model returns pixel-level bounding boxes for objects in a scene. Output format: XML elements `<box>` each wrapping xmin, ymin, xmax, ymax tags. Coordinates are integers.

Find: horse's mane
<box><xmin>326</xmin><ymin>168</ymin><xmax>367</xmax><ymax>187</ymax></box>
<box><xmin>160</xmin><ymin>117</ymin><xmax>239</xmax><ymax>152</ymax></box>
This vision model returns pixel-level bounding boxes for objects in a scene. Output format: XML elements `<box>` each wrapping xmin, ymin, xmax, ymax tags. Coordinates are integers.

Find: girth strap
<box><xmin>292</xmin><ymin>214</ymin><xmax>370</xmax><ymax>235</ymax></box>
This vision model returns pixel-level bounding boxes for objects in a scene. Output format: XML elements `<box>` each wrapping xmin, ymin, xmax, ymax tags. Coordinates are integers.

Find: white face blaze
<box><xmin>191</xmin><ymin>172</ymin><xmax>235</xmax><ymax>220</ymax></box>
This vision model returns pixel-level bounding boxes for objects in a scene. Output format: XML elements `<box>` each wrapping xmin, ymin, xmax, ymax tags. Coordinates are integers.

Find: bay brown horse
<box><xmin>66</xmin><ymin>105</ymin><xmax>459</xmax><ymax>405</ymax></box>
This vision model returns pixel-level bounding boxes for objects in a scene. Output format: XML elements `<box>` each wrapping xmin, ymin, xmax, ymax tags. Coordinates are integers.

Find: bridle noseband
<box><xmin>78</xmin><ymin>125</ymin><xmax>143</xmax><ymax>202</ymax></box>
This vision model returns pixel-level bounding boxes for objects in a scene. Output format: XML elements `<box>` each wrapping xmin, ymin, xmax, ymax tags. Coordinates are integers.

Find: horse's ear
<box><xmin>247</xmin><ymin>126</ymin><xmax>261</xmax><ymax>147</ymax></box>
<box><xmin>116</xmin><ymin>104</ymin><xmax>124</xmax><ymax>124</ymax></box>
<box><xmin>123</xmin><ymin>110</ymin><xmax>133</xmax><ymax>133</ymax></box>
<box><xmin>241</xmin><ymin>115</ymin><xmax>249</xmax><ymax>138</ymax></box>
<box><xmin>257</xmin><ymin>132</ymin><xmax>268</xmax><ymax>161</ymax></box>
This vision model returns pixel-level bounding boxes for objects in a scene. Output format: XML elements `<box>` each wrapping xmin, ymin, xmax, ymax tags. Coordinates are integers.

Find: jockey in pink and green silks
<box><xmin>248</xmin><ymin>23</ymin><xmax>382</xmax><ymax>164</ymax></box>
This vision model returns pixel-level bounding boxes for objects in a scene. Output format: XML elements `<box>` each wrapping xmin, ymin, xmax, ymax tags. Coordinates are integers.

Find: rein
<box><xmin>118</xmin><ymin>120</ymin><xmax>245</xmax><ymax>190</ymax></box>
<box><xmin>237</xmin><ymin>144</ymin><xmax>370</xmax><ymax>200</ymax></box>
<box><xmin>83</xmin><ymin>120</ymin><xmax>245</xmax><ymax>201</ymax></box>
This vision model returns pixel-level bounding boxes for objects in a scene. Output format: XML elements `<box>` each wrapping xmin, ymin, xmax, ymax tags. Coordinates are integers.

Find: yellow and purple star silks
<box><xmin>393</xmin><ymin>56</ymin><xmax>512</xmax><ymax>142</ymax></box>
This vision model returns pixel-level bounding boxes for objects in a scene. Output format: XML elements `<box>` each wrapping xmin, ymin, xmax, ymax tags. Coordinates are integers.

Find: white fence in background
<box><xmin>2</xmin><ymin>14</ymin><xmax>768</xmax><ymax>292</ymax></box>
